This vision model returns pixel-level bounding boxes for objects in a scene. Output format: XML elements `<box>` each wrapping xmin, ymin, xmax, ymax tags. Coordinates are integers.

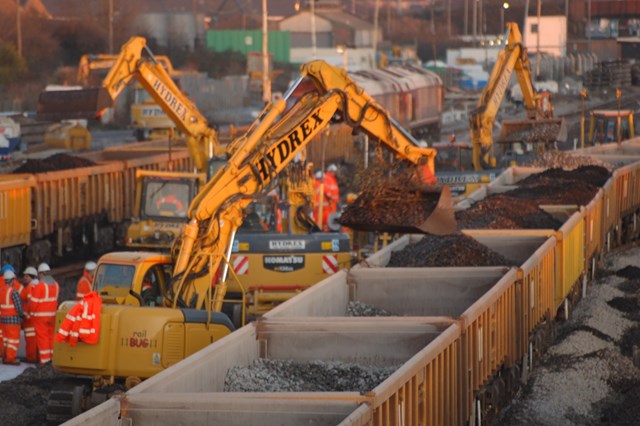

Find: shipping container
<box><xmin>206</xmin><ymin>30</ymin><xmax>291</xmax><ymax>63</ymax></box>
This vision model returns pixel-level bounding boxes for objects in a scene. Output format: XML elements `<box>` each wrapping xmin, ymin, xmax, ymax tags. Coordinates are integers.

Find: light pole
<box><xmin>501</xmin><ymin>2</ymin><xmax>509</xmax><ymax>33</ymax></box>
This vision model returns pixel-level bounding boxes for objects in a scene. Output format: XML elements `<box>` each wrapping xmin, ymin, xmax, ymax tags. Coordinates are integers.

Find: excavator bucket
<box><xmin>498</xmin><ymin>117</ymin><xmax>568</xmax><ymax>147</ymax></box>
<box><xmin>339</xmin><ymin>173</ymin><xmax>457</xmax><ymax>235</ymax></box>
<box><xmin>37</xmin><ymin>87</ymin><xmax>113</xmax><ymax>121</ymax></box>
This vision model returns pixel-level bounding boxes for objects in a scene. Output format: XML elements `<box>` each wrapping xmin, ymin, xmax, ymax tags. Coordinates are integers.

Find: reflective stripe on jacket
<box><xmin>0</xmin><ymin>285</ymin><xmax>21</xmax><ymax>320</ymax></box>
<box><xmin>29</xmin><ymin>278</ymin><xmax>59</xmax><ymax>317</ymax></box>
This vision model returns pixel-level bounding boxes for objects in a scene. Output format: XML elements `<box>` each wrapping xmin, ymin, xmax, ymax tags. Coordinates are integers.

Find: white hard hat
<box><xmin>315</xmin><ymin>171</ymin><xmax>323</xmax><ymax>179</ymax></box>
<box><xmin>327</xmin><ymin>164</ymin><xmax>338</xmax><ymax>172</ymax></box>
<box><xmin>3</xmin><ymin>270</ymin><xmax>15</xmax><ymax>280</ymax></box>
<box><xmin>38</xmin><ymin>262</ymin><xmax>51</xmax><ymax>273</ymax></box>
<box><xmin>85</xmin><ymin>261</ymin><xmax>97</xmax><ymax>271</ymax></box>
<box><xmin>23</xmin><ymin>266</ymin><xmax>38</xmax><ymax>277</ymax></box>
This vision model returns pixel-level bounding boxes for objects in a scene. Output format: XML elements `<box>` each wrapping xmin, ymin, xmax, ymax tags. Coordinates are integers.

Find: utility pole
<box><xmin>447</xmin><ymin>0</ymin><xmax>451</xmax><ymax>37</ymax></box>
<box><xmin>262</xmin><ymin>0</ymin><xmax>271</xmax><ymax>103</ymax></box>
<box><xmin>472</xmin><ymin>0</ymin><xmax>477</xmax><ymax>44</ymax></box>
<box><xmin>108</xmin><ymin>0</ymin><xmax>114</xmax><ymax>54</ymax></box>
<box><xmin>587</xmin><ymin>0</ymin><xmax>592</xmax><ymax>54</ymax></box>
<box><xmin>311</xmin><ymin>0</ymin><xmax>317</xmax><ymax>59</ymax></box>
<box><xmin>464</xmin><ymin>0</ymin><xmax>468</xmax><ymax>36</ymax></box>
<box><xmin>373</xmin><ymin>0</ymin><xmax>381</xmax><ymax>66</ymax></box>
<box><xmin>535</xmin><ymin>0</ymin><xmax>541</xmax><ymax>78</ymax></box>
<box><xmin>16</xmin><ymin>0</ymin><xmax>22</xmax><ymax>58</ymax></box>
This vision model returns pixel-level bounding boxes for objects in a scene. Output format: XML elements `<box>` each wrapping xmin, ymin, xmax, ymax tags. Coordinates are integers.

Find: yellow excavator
<box><xmin>48</xmin><ymin>59</ymin><xmax>455</xmax><ymax>422</ymax></box>
<box><xmin>76</xmin><ymin>52</ymin><xmax>196</xmax><ymax>141</ymax></box>
<box><xmin>469</xmin><ymin>22</ymin><xmax>566</xmax><ymax>170</ymax></box>
<box><xmin>37</xmin><ymin>36</ymin><xmax>222</xmax><ymax>171</ymax></box>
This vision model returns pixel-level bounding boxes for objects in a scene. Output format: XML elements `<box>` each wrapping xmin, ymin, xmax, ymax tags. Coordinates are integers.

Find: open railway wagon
<box><xmin>0</xmin><ymin>142</ymin><xmax>194</xmax><ymax>270</ymax></box>
<box><xmin>61</xmin><ymin>141</ymin><xmax>640</xmax><ymax>426</ymax></box>
<box><xmin>64</xmin><ymin>232</ymin><xmax>556</xmax><ymax>426</ymax></box>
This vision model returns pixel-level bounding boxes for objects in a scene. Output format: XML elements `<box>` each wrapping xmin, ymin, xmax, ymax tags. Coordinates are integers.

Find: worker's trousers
<box><xmin>23</xmin><ymin>318</ymin><xmax>37</xmax><ymax>363</ymax></box>
<box><xmin>34</xmin><ymin>317</ymin><xmax>55</xmax><ymax>364</ymax></box>
<box><xmin>2</xmin><ymin>323</ymin><xmax>21</xmax><ymax>363</ymax></box>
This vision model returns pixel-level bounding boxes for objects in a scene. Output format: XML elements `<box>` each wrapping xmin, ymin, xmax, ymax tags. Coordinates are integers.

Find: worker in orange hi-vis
<box><xmin>76</xmin><ymin>261</ymin><xmax>97</xmax><ymax>301</ymax></box>
<box><xmin>30</xmin><ymin>263</ymin><xmax>60</xmax><ymax>365</ymax></box>
<box><xmin>0</xmin><ymin>269</ymin><xmax>25</xmax><ymax>365</ymax></box>
<box><xmin>321</xmin><ymin>164</ymin><xmax>341</xmax><ymax>231</ymax></box>
<box><xmin>0</xmin><ymin>264</ymin><xmax>16</xmax><ymax>359</ymax></box>
<box><xmin>21</xmin><ymin>266</ymin><xmax>39</xmax><ymax>363</ymax></box>
<box><xmin>313</xmin><ymin>171</ymin><xmax>329</xmax><ymax>230</ymax></box>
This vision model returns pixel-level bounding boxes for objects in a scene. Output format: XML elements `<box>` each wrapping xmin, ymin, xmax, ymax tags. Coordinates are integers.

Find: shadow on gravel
<box><xmin>615</xmin><ymin>265</ymin><xmax>640</xmax><ymax>280</ymax></box>
<box><xmin>607</xmin><ymin>297</ymin><xmax>639</xmax><ymax>314</ymax></box>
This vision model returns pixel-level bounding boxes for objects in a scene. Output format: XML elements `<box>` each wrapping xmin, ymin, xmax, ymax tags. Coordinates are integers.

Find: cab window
<box><xmin>94</xmin><ymin>264</ymin><xmax>135</xmax><ymax>291</ymax></box>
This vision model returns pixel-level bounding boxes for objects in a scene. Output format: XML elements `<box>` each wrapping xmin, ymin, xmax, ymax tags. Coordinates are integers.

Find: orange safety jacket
<box><xmin>56</xmin><ymin>291</ymin><xmax>102</xmax><ymax>346</ymax></box>
<box><xmin>0</xmin><ymin>285</ymin><xmax>21</xmax><ymax>318</ymax></box>
<box><xmin>76</xmin><ymin>271</ymin><xmax>93</xmax><ymax>301</ymax></box>
<box><xmin>29</xmin><ymin>278</ymin><xmax>60</xmax><ymax>319</ymax></box>
<box><xmin>12</xmin><ymin>280</ymin><xmax>29</xmax><ymax>308</ymax></box>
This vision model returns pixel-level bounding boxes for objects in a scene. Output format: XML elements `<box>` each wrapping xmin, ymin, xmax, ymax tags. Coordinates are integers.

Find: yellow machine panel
<box><xmin>226</xmin><ymin>232</ymin><xmax>353</xmax><ymax>316</ymax></box>
<box><xmin>53</xmin><ymin>303</ymin><xmax>233</xmax><ymax>379</ymax></box>
<box><xmin>44</xmin><ymin>122</ymin><xmax>92</xmax><ymax>150</ymax></box>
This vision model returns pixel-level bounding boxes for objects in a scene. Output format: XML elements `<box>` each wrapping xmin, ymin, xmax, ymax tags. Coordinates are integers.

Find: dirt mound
<box><xmin>527</xmin><ymin>150</ymin><xmax>614</xmax><ymax>171</ymax></box>
<box><xmin>457</xmin><ymin>166</ymin><xmax>608</xmax><ymax>230</ymax></box>
<box><xmin>0</xmin><ymin>364</ymin><xmax>71</xmax><ymax>426</ymax></box>
<box><xmin>12</xmin><ymin>153</ymin><xmax>96</xmax><ymax>174</ymax></box>
<box><xmin>456</xmin><ymin>194</ymin><xmax>563</xmax><ymax>230</ymax></box>
<box><xmin>520</xmin><ymin>165</ymin><xmax>612</xmax><ymax>187</ymax></box>
<box><xmin>387</xmin><ymin>234</ymin><xmax>517</xmax><ymax>267</ymax></box>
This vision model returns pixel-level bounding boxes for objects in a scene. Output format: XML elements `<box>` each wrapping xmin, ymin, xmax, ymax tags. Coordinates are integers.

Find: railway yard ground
<box><xmin>498</xmin><ymin>245</ymin><xmax>640</xmax><ymax>426</ymax></box>
<box><xmin>1</xmin><ymin>87</ymin><xmax>640</xmax><ymax>425</ymax></box>
<box><xmin>0</xmin><ymin>265</ymin><xmax>83</xmax><ymax>426</ymax></box>
<box><xmin>0</xmin><ymin>246</ymin><xmax>639</xmax><ymax>425</ymax></box>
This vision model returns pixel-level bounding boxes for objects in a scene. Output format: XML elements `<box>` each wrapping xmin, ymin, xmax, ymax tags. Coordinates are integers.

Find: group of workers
<box><xmin>0</xmin><ymin>260</ymin><xmax>101</xmax><ymax>366</ymax></box>
<box><xmin>0</xmin><ymin>263</ymin><xmax>60</xmax><ymax>366</ymax></box>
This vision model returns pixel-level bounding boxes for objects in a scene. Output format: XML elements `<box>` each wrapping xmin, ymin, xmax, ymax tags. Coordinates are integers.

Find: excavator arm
<box><xmin>469</xmin><ymin>22</ymin><xmax>565</xmax><ymax>170</ymax></box>
<box><xmin>38</xmin><ymin>37</ymin><xmax>220</xmax><ymax>171</ymax></box>
<box><xmin>167</xmin><ymin>60</ymin><xmax>451</xmax><ymax>311</ymax></box>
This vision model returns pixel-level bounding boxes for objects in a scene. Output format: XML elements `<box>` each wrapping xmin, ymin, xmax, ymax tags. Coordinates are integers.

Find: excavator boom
<box><xmin>37</xmin><ymin>36</ymin><xmax>220</xmax><ymax>171</ymax></box>
<box><xmin>469</xmin><ymin>22</ymin><xmax>566</xmax><ymax>170</ymax></box>
<box><xmin>169</xmin><ymin>61</ymin><xmax>456</xmax><ymax>310</ymax></box>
